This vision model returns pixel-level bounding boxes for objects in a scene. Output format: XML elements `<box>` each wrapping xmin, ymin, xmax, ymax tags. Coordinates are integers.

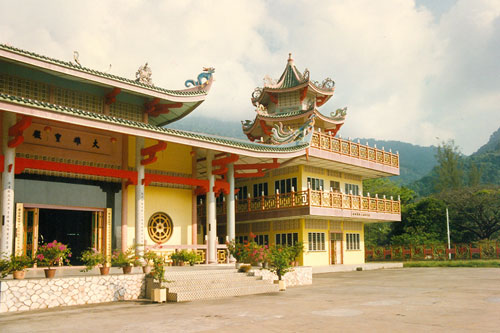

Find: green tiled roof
<box><xmin>0</xmin><ymin>93</ymin><xmax>310</xmax><ymax>153</ymax></box>
<box><xmin>0</xmin><ymin>44</ymin><xmax>207</xmax><ymax>97</ymax></box>
<box><xmin>275</xmin><ymin>63</ymin><xmax>305</xmax><ymax>89</ymax></box>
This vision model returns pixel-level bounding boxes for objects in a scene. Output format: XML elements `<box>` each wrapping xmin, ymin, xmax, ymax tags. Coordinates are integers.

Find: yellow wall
<box><xmin>342</xmin><ymin>222</ymin><xmax>365</xmax><ymax>265</ymax></box>
<box><xmin>302</xmin><ymin>223</ymin><xmax>330</xmax><ymax>267</ymax></box>
<box><xmin>235</xmin><ymin>166</ymin><xmax>302</xmax><ymax>196</ymax></box>
<box><xmin>128</xmin><ymin>137</ymin><xmax>192</xmax><ymax>174</ymax></box>
<box><xmin>127</xmin><ymin>186</ymin><xmax>193</xmax><ymax>247</ymax></box>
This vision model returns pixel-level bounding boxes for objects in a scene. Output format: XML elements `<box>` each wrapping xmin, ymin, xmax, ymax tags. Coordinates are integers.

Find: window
<box><xmin>345</xmin><ymin>183</ymin><xmax>359</xmax><ymax>195</ymax></box>
<box><xmin>275</xmin><ymin>232</ymin><xmax>299</xmax><ymax>246</ymax></box>
<box><xmin>308</xmin><ymin>232</ymin><xmax>325</xmax><ymax>251</ymax></box>
<box><xmin>255</xmin><ymin>234</ymin><xmax>269</xmax><ymax>246</ymax></box>
<box><xmin>236</xmin><ymin>236</ymin><xmax>248</xmax><ymax>243</ymax></box>
<box><xmin>346</xmin><ymin>233</ymin><xmax>360</xmax><ymax>250</ymax></box>
<box><xmin>330</xmin><ymin>181</ymin><xmax>340</xmax><ymax>192</ymax></box>
<box><xmin>253</xmin><ymin>182</ymin><xmax>268</xmax><ymax>197</ymax></box>
<box><xmin>275</xmin><ymin>177</ymin><xmax>298</xmax><ymax>194</ymax></box>
<box><xmin>236</xmin><ymin>186</ymin><xmax>248</xmax><ymax>200</ymax></box>
<box><xmin>307</xmin><ymin>177</ymin><xmax>324</xmax><ymax>191</ymax></box>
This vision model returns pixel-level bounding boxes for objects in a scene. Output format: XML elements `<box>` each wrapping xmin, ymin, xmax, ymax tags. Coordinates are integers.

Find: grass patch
<box><xmin>403</xmin><ymin>260</ymin><xmax>500</xmax><ymax>268</ymax></box>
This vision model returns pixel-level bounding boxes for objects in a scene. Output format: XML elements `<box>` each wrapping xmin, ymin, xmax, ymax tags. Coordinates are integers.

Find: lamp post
<box><xmin>446</xmin><ymin>207</ymin><xmax>451</xmax><ymax>259</ymax></box>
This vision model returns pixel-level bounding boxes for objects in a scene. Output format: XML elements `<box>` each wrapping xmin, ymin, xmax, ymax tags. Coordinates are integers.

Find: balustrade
<box><xmin>198</xmin><ymin>189</ymin><xmax>401</xmax><ymax>218</ymax></box>
<box><xmin>310</xmin><ymin>131</ymin><xmax>399</xmax><ymax>168</ymax></box>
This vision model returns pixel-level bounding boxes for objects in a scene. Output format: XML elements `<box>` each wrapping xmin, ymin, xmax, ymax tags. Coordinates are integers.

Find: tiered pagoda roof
<box><xmin>243</xmin><ymin>54</ymin><xmax>347</xmax><ymax>144</ymax></box>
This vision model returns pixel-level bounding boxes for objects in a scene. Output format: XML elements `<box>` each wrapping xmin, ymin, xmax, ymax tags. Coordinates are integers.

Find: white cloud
<box><xmin>0</xmin><ymin>0</ymin><xmax>499</xmax><ymax>154</ymax></box>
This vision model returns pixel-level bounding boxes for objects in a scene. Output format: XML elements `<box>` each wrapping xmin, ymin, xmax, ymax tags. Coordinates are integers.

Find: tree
<box><xmin>467</xmin><ymin>162</ymin><xmax>482</xmax><ymax>187</ymax></box>
<box><xmin>363</xmin><ymin>178</ymin><xmax>416</xmax><ymax>246</ymax></box>
<box><xmin>390</xmin><ymin>197</ymin><xmax>447</xmax><ymax>245</ymax></box>
<box><xmin>435</xmin><ymin>140</ymin><xmax>464</xmax><ymax>192</ymax></box>
<box><xmin>363</xmin><ymin>178</ymin><xmax>415</xmax><ymax>204</ymax></box>
<box><xmin>440</xmin><ymin>187</ymin><xmax>500</xmax><ymax>241</ymax></box>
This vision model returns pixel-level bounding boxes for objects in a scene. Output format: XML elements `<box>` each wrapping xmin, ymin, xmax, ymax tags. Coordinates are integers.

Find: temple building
<box><xmin>0</xmin><ymin>45</ymin><xmax>400</xmax><ymax>268</ymax></box>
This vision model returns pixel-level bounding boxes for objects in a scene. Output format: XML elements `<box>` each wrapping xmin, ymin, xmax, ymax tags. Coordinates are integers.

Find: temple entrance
<box><xmin>38</xmin><ymin>209</ymin><xmax>92</xmax><ymax>265</ymax></box>
<box><xmin>15</xmin><ymin>204</ymin><xmax>112</xmax><ymax>266</ymax></box>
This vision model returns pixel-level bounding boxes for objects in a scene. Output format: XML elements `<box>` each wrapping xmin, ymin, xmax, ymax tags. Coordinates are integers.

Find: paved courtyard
<box><xmin>1</xmin><ymin>267</ymin><xmax>499</xmax><ymax>332</ymax></box>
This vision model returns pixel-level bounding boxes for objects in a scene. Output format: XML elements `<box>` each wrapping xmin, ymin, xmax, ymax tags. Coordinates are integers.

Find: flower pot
<box><xmin>13</xmin><ymin>270</ymin><xmax>25</xmax><ymax>280</ymax></box>
<box><xmin>179</xmin><ymin>261</ymin><xmax>185</xmax><ymax>266</ymax></box>
<box><xmin>235</xmin><ymin>262</ymin><xmax>242</xmax><ymax>269</ymax></box>
<box><xmin>44</xmin><ymin>268</ymin><xmax>56</xmax><ymax>278</ymax></box>
<box><xmin>122</xmin><ymin>266</ymin><xmax>132</xmax><ymax>274</ymax></box>
<box><xmin>142</xmin><ymin>265</ymin><xmax>152</xmax><ymax>274</ymax></box>
<box><xmin>152</xmin><ymin>288</ymin><xmax>168</xmax><ymax>303</ymax></box>
<box><xmin>274</xmin><ymin>279</ymin><xmax>286</xmax><ymax>291</ymax></box>
<box><xmin>100</xmin><ymin>267</ymin><xmax>110</xmax><ymax>275</ymax></box>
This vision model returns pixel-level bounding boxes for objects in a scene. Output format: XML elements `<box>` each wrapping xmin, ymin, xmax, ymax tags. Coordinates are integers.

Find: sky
<box><xmin>1</xmin><ymin>0</ymin><xmax>499</xmax><ymax>155</ymax></box>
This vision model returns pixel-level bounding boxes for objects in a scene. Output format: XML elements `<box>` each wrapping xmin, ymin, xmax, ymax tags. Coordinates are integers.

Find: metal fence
<box><xmin>365</xmin><ymin>242</ymin><xmax>500</xmax><ymax>261</ymax></box>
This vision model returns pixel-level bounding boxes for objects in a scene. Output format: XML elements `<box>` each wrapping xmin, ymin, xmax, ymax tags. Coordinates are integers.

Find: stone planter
<box><xmin>99</xmin><ymin>267</ymin><xmax>110</xmax><ymax>275</ymax></box>
<box><xmin>44</xmin><ymin>268</ymin><xmax>56</xmax><ymax>278</ymax></box>
<box><xmin>12</xmin><ymin>270</ymin><xmax>25</xmax><ymax>280</ymax></box>
<box><xmin>152</xmin><ymin>288</ymin><xmax>168</xmax><ymax>303</ymax></box>
<box><xmin>235</xmin><ymin>262</ymin><xmax>242</xmax><ymax>269</ymax></box>
<box><xmin>142</xmin><ymin>265</ymin><xmax>152</xmax><ymax>274</ymax></box>
<box><xmin>274</xmin><ymin>279</ymin><xmax>286</xmax><ymax>291</ymax></box>
<box><xmin>122</xmin><ymin>266</ymin><xmax>132</xmax><ymax>274</ymax></box>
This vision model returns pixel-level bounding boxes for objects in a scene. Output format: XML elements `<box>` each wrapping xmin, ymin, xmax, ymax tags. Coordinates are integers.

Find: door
<box><xmin>14</xmin><ymin>205</ymin><xmax>40</xmax><ymax>260</ymax></box>
<box><xmin>330</xmin><ymin>233</ymin><xmax>343</xmax><ymax>264</ymax></box>
<box><xmin>91</xmin><ymin>209</ymin><xmax>112</xmax><ymax>262</ymax></box>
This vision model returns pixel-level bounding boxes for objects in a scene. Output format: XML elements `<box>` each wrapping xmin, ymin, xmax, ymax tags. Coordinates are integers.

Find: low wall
<box><xmin>251</xmin><ymin>266</ymin><xmax>312</xmax><ymax>286</ymax></box>
<box><xmin>0</xmin><ymin>274</ymin><xmax>145</xmax><ymax>313</ymax></box>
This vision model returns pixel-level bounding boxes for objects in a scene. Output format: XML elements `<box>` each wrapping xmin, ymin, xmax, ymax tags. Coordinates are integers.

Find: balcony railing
<box><xmin>311</xmin><ymin>131</ymin><xmax>399</xmax><ymax>168</ymax></box>
<box><xmin>198</xmin><ymin>190</ymin><xmax>401</xmax><ymax>217</ymax></box>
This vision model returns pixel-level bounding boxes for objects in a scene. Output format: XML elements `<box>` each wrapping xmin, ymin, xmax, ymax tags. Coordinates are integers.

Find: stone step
<box><xmin>165</xmin><ymin>273</ymin><xmax>260</xmax><ymax>285</ymax></box>
<box><xmin>167</xmin><ymin>283</ymin><xmax>280</xmax><ymax>302</ymax></box>
<box><xmin>164</xmin><ymin>271</ymin><xmax>244</xmax><ymax>281</ymax></box>
<box><xmin>167</xmin><ymin>278</ymin><xmax>269</xmax><ymax>292</ymax></box>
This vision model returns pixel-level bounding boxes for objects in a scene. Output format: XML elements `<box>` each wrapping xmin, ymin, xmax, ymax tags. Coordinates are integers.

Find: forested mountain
<box><xmin>410</xmin><ymin>126</ymin><xmax>500</xmax><ymax>196</ymax></box>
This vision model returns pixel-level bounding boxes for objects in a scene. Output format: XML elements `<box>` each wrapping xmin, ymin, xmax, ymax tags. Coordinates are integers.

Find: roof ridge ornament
<box><xmin>73</xmin><ymin>51</ymin><xmax>82</xmax><ymax>67</ymax></box>
<box><xmin>270</xmin><ymin>114</ymin><xmax>316</xmax><ymax>145</ymax></box>
<box><xmin>185</xmin><ymin>67</ymin><xmax>215</xmax><ymax>88</ymax></box>
<box><xmin>330</xmin><ymin>107</ymin><xmax>347</xmax><ymax>121</ymax></box>
<box><xmin>135</xmin><ymin>62</ymin><xmax>153</xmax><ymax>85</ymax></box>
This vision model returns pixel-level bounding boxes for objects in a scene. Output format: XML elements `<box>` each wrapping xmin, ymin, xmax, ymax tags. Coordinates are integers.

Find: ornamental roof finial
<box><xmin>288</xmin><ymin>53</ymin><xmax>293</xmax><ymax>62</ymax></box>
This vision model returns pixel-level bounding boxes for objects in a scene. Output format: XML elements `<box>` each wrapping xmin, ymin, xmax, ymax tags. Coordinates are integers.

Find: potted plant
<box><xmin>289</xmin><ymin>242</ymin><xmax>304</xmax><ymax>266</ymax></box>
<box><xmin>9</xmin><ymin>254</ymin><xmax>33</xmax><ymax>279</ymax></box>
<box><xmin>35</xmin><ymin>240</ymin><xmax>71</xmax><ymax>278</ymax></box>
<box><xmin>268</xmin><ymin>246</ymin><xmax>293</xmax><ymax>291</ymax></box>
<box><xmin>0</xmin><ymin>257</ymin><xmax>9</xmax><ymax>278</ymax></box>
<box><xmin>142</xmin><ymin>250</ymin><xmax>157</xmax><ymax>274</ymax></box>
<box><xmin>185</xmin><ymin>251</ymin><xmax>201</xmax><ymax>266</ymax></box>
<box><xmin>226</xmin><ymin>240</ymin><xmax>247</xmax><ymax>268</ymax></box>
<box><xmin>151</xmin><ymin>255</ymin><xmax>168</xmax><ymax>303</ymax></box>
<box><xmin>80</xmin><ymin>248</ymin><xmax>109</xmax><ymax>275</ymax></box>
<box><xmin>170</xmin><ymin>251</ymin><xmax>181</xmax><ymax>266</ymax></box>
<box><xmin>111</xmin><ymin>247</ymin><xmax>139</xmax><ymax>274</ymax></box>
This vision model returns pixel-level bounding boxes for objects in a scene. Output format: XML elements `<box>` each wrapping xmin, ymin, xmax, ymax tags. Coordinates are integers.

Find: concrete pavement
<box><xmin>1</xmin><ymin>267</ymin><xmax>499</xmax><ymax>332</ymax></box>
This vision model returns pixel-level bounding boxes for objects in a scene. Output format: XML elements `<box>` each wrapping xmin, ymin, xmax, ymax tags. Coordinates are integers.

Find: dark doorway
<box><xmin>38</xmin><ymin>209</ymin><xmax>92</xmax><ymax>265</ymax></box>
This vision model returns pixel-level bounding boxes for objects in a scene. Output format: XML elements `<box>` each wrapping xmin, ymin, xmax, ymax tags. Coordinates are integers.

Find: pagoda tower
<box><xmin>242</xmin><ymin>53</ymin><xmax>347</xmax><ymax>144</ymax></box>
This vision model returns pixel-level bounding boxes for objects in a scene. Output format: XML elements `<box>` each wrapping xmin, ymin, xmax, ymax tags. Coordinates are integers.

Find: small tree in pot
<box><xmin>268</xmin><ymin>246</ymin><xmax>293</xmax><ymax>291</ymax></box>
<box><xmin>9</xmin><ymin>254</ymin><xmax>33</xmax><ymax>279</ymax></box>
<box><xmin>80</xmin><ymin>248</ymin><xmax>108</xmax><ymax>275</ymax></box>
<box><xmin>151</xmin><ymin>255</ymin><xmax>169</xmax><ymax>303</ymax></box>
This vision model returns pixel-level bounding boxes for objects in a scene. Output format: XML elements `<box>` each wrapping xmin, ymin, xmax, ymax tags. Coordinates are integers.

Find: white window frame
<box><xmin>275</xmin><ymin>232</ymin><xmax>298</xmax><ymax>246</ymax></box>
<box><xmin>346</xmin><ymin>233</ymin><xmax>361</xmax><ymax>250</ymax></box>
<box><xmin>308</xmin><ymin>232</ymin><xmax>326</xmax><ymax>251</ymax></box>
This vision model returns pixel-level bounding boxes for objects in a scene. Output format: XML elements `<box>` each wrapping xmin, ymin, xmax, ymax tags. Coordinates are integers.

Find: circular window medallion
<box><xmin>148</xmin><ymin>212</ymin><xmax>173</xmax><ymax>244</ymax></box>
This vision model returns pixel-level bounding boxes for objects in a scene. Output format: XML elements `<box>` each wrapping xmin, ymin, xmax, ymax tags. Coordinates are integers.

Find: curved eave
<box><xmin>0</xmin><ymin>93</ymin><xmax>310</xmax><ymax>159</ymax></box>
<box><xmin>243</xmin><ymin>109</ymin><xmax>315</xmax><ymax>136</ymax></box>
<box><xmin>314</xmin><ymin>109</ymin><xmax>345</xmax><ymax>127</ymax></box>
<box><xmin>0</xmin><ymin>44</ymin><xmax>209</xmax><ymax>104</ymax></box>
<box><xmin>253</xmin><ymin>81</ymin><xmax>334</xmax><ymax>106</ymax></box>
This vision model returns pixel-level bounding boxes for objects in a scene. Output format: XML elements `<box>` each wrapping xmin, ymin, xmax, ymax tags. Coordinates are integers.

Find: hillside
<box><xmin>410</xmin><ymin>126</ymin><xmax>500</xmax><ymax>196</ymax></box>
